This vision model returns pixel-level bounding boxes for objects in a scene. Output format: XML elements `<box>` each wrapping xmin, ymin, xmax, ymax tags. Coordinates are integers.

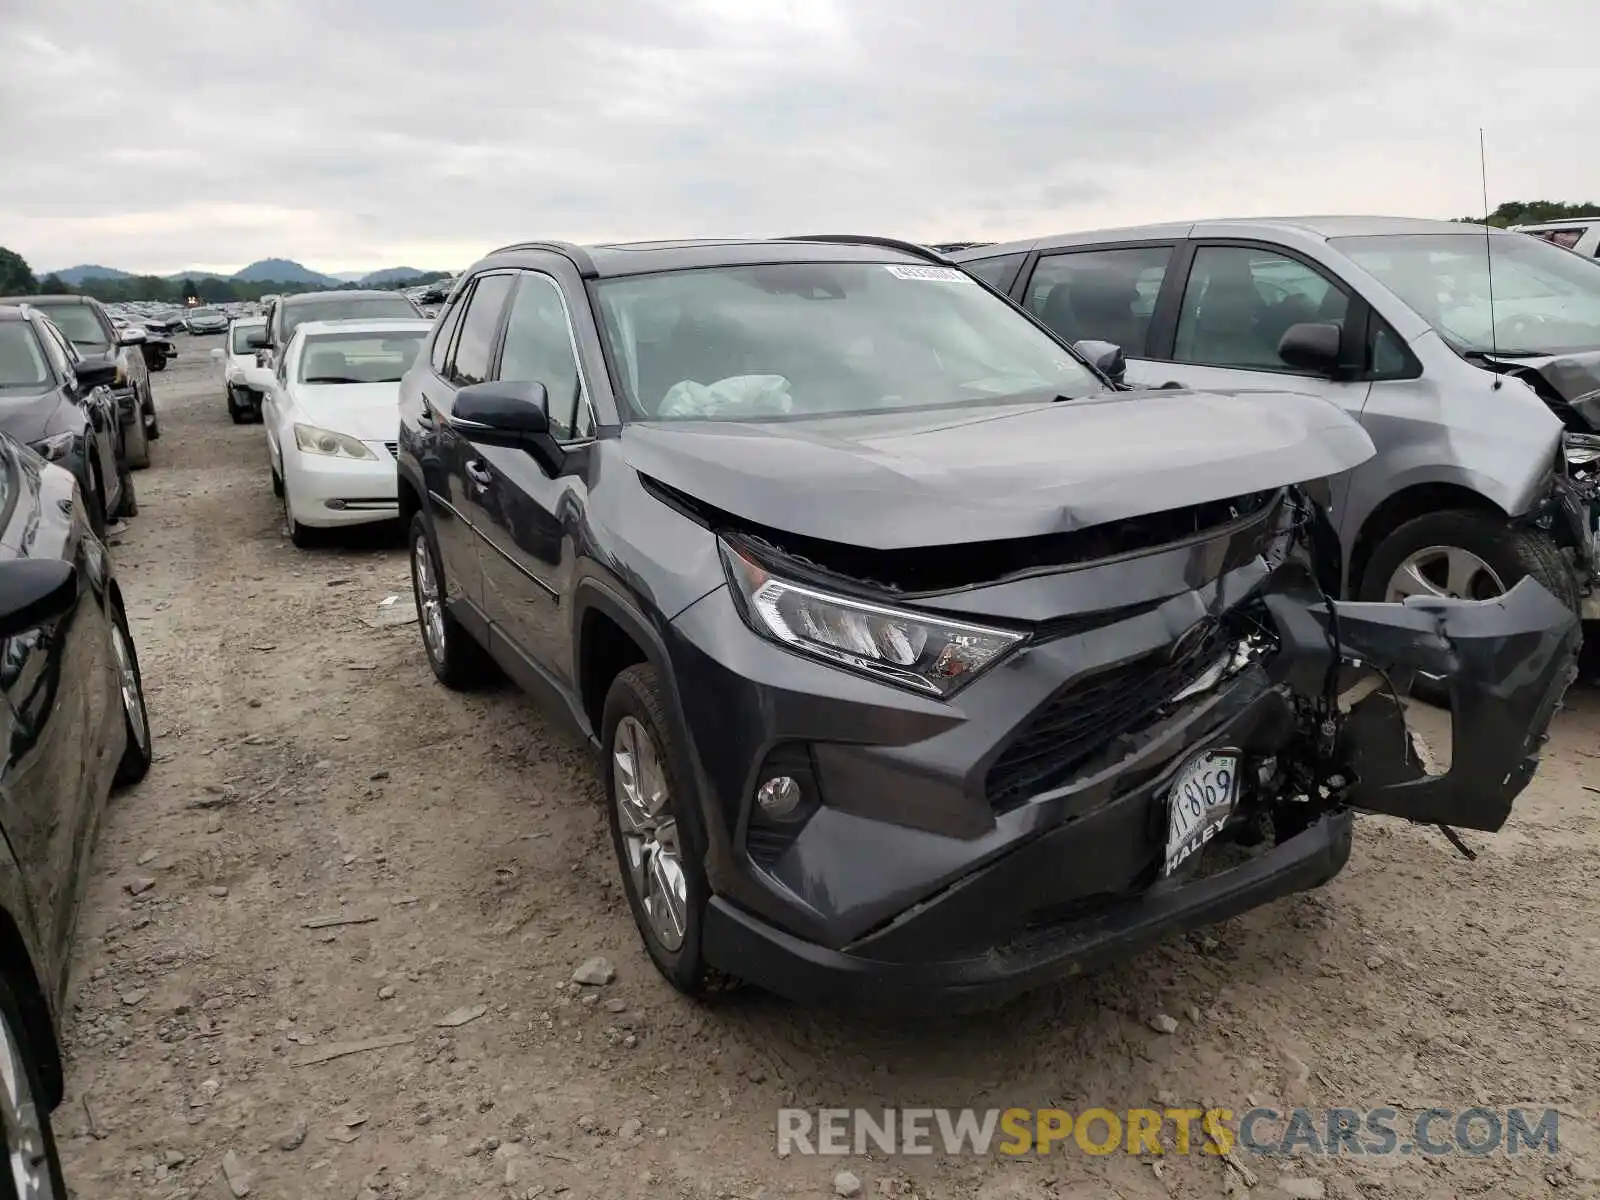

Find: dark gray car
<box><xmin>250</xmin><ymin>290</ymin><xmax>424</xmax><ymax>369</ymax></box>
<box><xmin>396</xmin><ymin>236</ymin><xmax>1579</xmax><ymax>1010</ymax></box>
<box><xmin>0</xmin><ymin>294</ymin><xmax>157</xmax><ymax>469</ymax></box>
<box><xmin>952</xmin><ymin>218</ymin><xmax>1600</xmax><ymax>625</ymax></box>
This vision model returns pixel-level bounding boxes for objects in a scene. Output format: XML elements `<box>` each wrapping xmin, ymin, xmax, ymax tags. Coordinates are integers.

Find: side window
<box><xmin>1173</xmin><ymin>246</ymin><xmax>1350</xmax><ymax>370</ymax></box>
<box><xmin>1366</xmin><ymin>314</ymin><xmax>1416</xmax><ymax>380</ymax></box>
<box><xmin>430</xmin><ymin>285</ymin><xmax>470</xmax><ymax>374</ymax></box>
<box><xmin>448</xmin><ymin>274</ymin><xmax>515</xmax><ymax>386</ymax></box>
<box><xmin>498</xmin><ymin>273</ymin><xmax>586</xmax><ymax>440</ymax></box>
<box><xmin>1024</xmin><ymin>246</ymin><xmax>1172</xmax><ymax>356</ymax></box>
<box><xmin>37</xmin><ymin>322</ymin><xmax>73</xmax><ymax>380</ymax></box>
<box><xmin>961</xmin><ymin>253</ymin><xmax>1025</xmax><ymax>294</ymax></box>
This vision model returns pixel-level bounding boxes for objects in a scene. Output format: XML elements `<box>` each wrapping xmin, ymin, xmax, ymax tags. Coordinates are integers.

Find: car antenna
<box><xmin>1479</xmin><ymin>127</ymin><xmax>1502</xmax><ymax>389</ymax></box>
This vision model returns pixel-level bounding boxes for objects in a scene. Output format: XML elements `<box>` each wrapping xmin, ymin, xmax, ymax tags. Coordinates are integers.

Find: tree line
<box><xmin>1452</xmin><ymin>200</ymin><xmax>1600</xmax><ymax>228</ymax></box>
<box><xmin>0</xmin><ymin>246</ymin><xmax>448</xmax><ymax>303</ymax></box>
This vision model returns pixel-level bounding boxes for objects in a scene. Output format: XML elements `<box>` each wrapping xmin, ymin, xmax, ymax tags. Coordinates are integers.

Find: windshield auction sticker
<box><xmin>883</xmin><ymin>264</ymin><xmax>971</xmax><ymax>282</ymax></box>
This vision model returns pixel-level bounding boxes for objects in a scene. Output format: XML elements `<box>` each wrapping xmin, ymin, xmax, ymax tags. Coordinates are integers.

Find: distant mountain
<box><xmin>360</xmin><ymin>267</ymin><xmax>427</xmax><ymax>286</ymax></box>
<box><xmin>52</xmin><ymin>259</ymin><xmax>444</xmax><ymax>288</ymax></box>
<box><xmin>232</xmin><ymin>258</ymin><xmax>337</xmax><ymax>286</ymax></box>
<box><xmin>52</xmin><ymin>264</ymin><xmax>133</xmax><ymax>284</ymax></box>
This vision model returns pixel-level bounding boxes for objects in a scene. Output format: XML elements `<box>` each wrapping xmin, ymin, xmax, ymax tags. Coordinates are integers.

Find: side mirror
<box><xmin>245</xmin><ymin>332</ymin><xmax>270</xmax><ymax>350</ymax></box>
<box><xmin>242</xmin><ymin>366</ymin><xmax>275</xmax><ymax>391</ymax></box>
<box><xmin>1277</xmin><ymin>322</ymin><xmax>1343</xmax><ymax>375</ymax></box>
<box><xmin>0</xmin><ymin>560</ymin><xmax>78</xmax><ymax>638</ymax></box>
<box><xmin>73</xmin><ymin>359</ymin><xmax>119</xmax><ymax>389</ymax></box>
<box><xmin>209</xmin><ymin>347</ymin><xmax>225</xmax><ymax>359</ymax></box>
<box><xmin>1073</xmin><ymin>339</ymin><xmax>1126</xmax><ymax>385</ymax></box>
<box><xmin>450</xmin><ymin>380</ymin><xmax>562</xmax><ymax>471</ymax></box>
<box><xmin>117</xmin><ymin>329</ymin><xmax>147</xmax><ymax>346</ymax></box>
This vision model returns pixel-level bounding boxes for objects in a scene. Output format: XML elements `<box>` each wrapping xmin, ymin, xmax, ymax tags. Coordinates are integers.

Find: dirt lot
<box><xmin>51</xmin><ymin>336</ymin><xmax>1600</xmax><ymax>1199</ymax></box>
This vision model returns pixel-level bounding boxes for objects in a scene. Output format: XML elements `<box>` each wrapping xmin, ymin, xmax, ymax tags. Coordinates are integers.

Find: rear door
<box><xmin>417</xmin><ymin>273</ymin><xmax>517</xmax><ymax>631</ymax></box>
<box><xmin>471</xmin><ymin>270</ymin><xmax>595</xmax><ymax>687</ymax></box>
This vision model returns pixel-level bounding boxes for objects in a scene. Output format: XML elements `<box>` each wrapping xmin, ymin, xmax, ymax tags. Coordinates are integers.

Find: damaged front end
<box><xmin>1264</xmin><ymin>566</ymin><xmax>1580</xmax><ymax>836</ymax></box>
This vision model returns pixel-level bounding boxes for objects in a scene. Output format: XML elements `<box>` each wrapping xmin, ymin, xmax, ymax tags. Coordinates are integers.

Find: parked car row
<box><xmin>0</xmin><ymin>300</ymin><xmax>155</xmax><ymax>1189</ymax></box>
<box><xmin>220</xmin><ymin>234</ymin><xmax>1583</xmax><ymax>1012</ymax></box>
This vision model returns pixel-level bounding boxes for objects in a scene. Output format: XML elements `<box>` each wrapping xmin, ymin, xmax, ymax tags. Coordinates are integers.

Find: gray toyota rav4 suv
<box><xmin>953</xmin><ymin>218</ymin><xmax>1600</xmax><ymax>622</ymax></box>
<box><xmin>397</xmin><ymin>235</ymin><xmax>1579</xmax><ymax>1010</ymax></box>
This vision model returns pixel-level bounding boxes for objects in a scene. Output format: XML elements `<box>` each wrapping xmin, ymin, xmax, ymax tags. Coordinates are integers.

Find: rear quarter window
<box><xmin>959</xmin><ymin>253</ymin><xmax>1026</xmax><ymax>294</ymax></box>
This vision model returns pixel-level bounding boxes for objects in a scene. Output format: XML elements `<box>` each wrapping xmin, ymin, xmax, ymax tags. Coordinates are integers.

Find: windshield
<box><xmin>35</xmin><ymin>304</ymin><xmax>109</xmax><ymax>350</ymax></box>
<box><xmin>191</xmin><ymin>307</ymin><xmax>220</xmax><ymax>319</ymax></box>
<box><xmin>282</xmin><ymin>297</ymin><xmax>419</xmax><ymax>341</ymax></box>
<box><xmin>1333</xmin><ymin>232</ymin><xmax>1600</xmax><ymax>356</ymax></box>
<box><xmin>298</xmin><ymin>331</ymin><xmax>426</xmax><ymax>384</ymax></box>
<box><xmin>0</xmin><ymin>324</ymin><xmax>50</xmax><ymax>390</ymax></box>
<box><xmin>595</xmin><ymin>262</ymin><xmax>1102</xmax><ymax>421</ymax></box>
<box><xmin>231</xmin><ymin>323</ymin><xmax>263</xmax><ymax>353</ymax></box>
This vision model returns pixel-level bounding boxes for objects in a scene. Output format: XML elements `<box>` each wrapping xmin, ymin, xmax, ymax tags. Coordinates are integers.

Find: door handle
<box><xmin>418</xmin><ymin>401</ymin><xmax>437</xmax><ymax>430</ymax></box>
<box><xmin>465</xmin><ymin>461</ymin><xmax>493</xmax><ymax>488</ymax></box>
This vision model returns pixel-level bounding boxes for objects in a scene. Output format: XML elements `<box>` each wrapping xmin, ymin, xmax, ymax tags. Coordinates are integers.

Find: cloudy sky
<box><xmin>1</xmin><ymin>0</ymin><xmax>1595</xmax><ymax>276</ymax></box>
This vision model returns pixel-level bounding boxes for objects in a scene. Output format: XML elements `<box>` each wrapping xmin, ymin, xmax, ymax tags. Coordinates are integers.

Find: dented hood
<box><xmin>621</xmin><ymin>388</ymin><xmax>1376</xmax><ymax>549</ymax></box>
<box><xmin>1480</xmin><ymin>349</ymin><xmax>1600</xmax><ymax>430</ymax></box>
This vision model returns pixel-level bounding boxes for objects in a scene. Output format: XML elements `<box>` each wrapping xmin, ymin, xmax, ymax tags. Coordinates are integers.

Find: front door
<box><xmin>420</xmin><ymin>273</ymin><xmax>517</xmax><ymax>626</ymax></box>
<box><xmin>471</xmin><ymin>271</ymin><xmax>593</xmax><ymax>686</ymax></box>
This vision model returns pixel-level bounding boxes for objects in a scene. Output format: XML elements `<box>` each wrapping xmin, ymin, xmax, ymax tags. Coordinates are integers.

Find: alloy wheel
<box><xmin>0</xmin><ymin>1005</ymin><xmax>54</xmax><ymax>1200</ymax></box>
<box><xmin>412</xmin><ymin>534</ymin><xmax>446</xmax><ymax>665</ymax></box>
<box><xmin>612</xmin><ymin>715</ymin><xmax>688</xmax><ymax>951</ymax></box>
<box><xmin>1385</xmin><ymin>545</ymin><xmax>1506</xmax><ymax>603</ymax></box>
<box><xmin>110</xmin><ymin>619</ymin><xmax>148</xmax><ymax>755</ymax></box>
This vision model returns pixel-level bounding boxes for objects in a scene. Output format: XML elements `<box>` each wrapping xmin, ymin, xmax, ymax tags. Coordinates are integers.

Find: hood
<box><xmin>621</xmin><ymin>388</ymin><xmax>1376</xmax><ymax>550</ymax></box>
<box><xmin>292</xmin><ymin>382</ymin><xmax>401</xmax><ymax>443</ymax></box>
<box><xmin>1480</xmin><ymin>349</ymin><xmax>1600</xmax><ymax>430</ymax></box>
<box><xmin>0</xmin><ymin>390</ymin><xmax>69</xmax><ymax>446</ymax></box>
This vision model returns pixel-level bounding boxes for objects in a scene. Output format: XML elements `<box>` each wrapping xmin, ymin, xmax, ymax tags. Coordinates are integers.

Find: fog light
<box><xmin>755</xmin><ymin>775</ymin><xmax>802</xmax><ymax>819</ymax></box>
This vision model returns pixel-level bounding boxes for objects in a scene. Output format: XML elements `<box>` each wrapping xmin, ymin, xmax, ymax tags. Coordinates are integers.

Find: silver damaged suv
<box><xmin>954</xmin><ymin>217</ymin><xmax>1600</xmax><ymax>621</ymax></box>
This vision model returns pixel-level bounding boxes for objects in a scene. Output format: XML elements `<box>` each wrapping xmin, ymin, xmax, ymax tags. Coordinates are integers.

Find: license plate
<box><xmin>1163</xmin><ymin>749</ymin><xmax>1240</xmax><ymax>876</ymax></box>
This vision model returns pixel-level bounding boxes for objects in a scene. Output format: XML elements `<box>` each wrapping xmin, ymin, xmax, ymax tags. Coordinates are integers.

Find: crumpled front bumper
<box><xmin>1266</xmin><ymin>575</ymin><xmax>1581</xmax><ymax>831</ymax></box>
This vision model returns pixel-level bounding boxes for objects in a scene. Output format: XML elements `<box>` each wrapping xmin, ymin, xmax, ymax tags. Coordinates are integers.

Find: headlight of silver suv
<box><xmin>720</xmin><ymin>539</ymin><xmax>1024</xmax><ymax>696</ymax></box>
<box><xmin>1563</xmin><ymin>431</ymin><xmax>1600</xmax><ymax>467</ymax></box>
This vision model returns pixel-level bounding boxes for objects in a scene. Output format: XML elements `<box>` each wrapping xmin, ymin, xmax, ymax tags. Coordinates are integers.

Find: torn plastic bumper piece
<box><xmin>1262</xmin><ymin>577</ymin><xmax>1581</xmax><ymax>832</ymax></box>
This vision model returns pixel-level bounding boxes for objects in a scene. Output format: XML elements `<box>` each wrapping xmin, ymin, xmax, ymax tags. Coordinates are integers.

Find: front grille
<box><xmin>986</xmin><ymin>621</ymin><xmax>1232</xmax><ymax>811</ymax></box>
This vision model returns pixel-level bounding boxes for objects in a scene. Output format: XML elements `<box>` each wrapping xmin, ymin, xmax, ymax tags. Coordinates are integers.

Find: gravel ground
<box><xmin>53</xmin><ymin>336</ymin><xmax>1600</xmax><ymax>1199</ymax></box>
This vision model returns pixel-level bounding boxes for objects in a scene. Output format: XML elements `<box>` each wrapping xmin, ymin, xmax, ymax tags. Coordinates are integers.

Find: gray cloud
<box><xmin>0</xmin><ymin>0</ymin><xmax>1593</xmax><ymax>273</ymax></box>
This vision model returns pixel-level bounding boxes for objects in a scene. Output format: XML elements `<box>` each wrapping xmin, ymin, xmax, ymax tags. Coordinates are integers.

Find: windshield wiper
<box><xmin>1463</xmin><ymin>348</ymin><xmax>1544</xmax><ymax>362</ymax></box>
<box><xmin>303</xmin><ymin>375</ymin><xmax>363</xmax><ymax>384</ymax></box>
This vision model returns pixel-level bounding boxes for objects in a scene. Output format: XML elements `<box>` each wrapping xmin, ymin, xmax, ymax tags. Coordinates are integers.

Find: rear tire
<box><xmin>408</xmin><ymin>512</ymin><xmax>498</xmax><ymax>690</ymax></box>
<box><xmin>84</xmin><ymin>462</ymin><xmax>107</xmax><ymax>539</ymax></box>
<box><xmin>110</xmin><ymin>600</ymin><xmax>152</xmax><ymax>787</ymax></box>
<box><xmin>0</xmin><ymin>971</ymin><xmax>67</xmax><ymax>1200</ymax></box>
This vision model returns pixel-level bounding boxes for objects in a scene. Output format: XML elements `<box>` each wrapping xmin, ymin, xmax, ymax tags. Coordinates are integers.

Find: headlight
<box><xmin>1563</xmin><ymin>431</ymin><xmax>1600</xmax><ymax>467</ymax></box>
<box><xmin>293</xmin><ymin>423</ymin><xmax>376</xmax><ymax>460</ymax></box>
<box><xmin>29</xmin><ymin>433</ymin><xmax>75</xmax><ymax>463</ymax></box>
<box><xmin>720</xmin><ymin>539</ymin><xmax>1024</xmax><ymax>696</ymax></box>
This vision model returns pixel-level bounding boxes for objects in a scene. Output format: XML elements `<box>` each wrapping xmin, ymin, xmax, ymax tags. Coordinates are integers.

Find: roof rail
<box><xmin>778</xmin><ymin>234</ymin><xmax>954</xmax><ymax>265</ymax></box>
<box><xmin>485</xmin><ymin>241</ymin><xmax>599</xmax><ymax>278</ymax></box>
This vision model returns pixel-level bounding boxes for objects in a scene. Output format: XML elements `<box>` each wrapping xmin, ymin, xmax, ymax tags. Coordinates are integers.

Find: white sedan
<box><xmin>214</xmin><ymin>316</ymin><xmax>270</xmax><ymax>423</ymax></box>
<box><xmin>261</xmin><ymin>318</ymin><xmax>431</xmax><ymax>547</ymax></box>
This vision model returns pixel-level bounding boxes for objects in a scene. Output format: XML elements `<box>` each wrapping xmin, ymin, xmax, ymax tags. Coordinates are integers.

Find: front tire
<box><xmin>227</xmin><ymin>386</ymin><xmax>248</xmax><ymax>425</ymax></box>
<box><xmin>602</xmin><ymin>663</ymin><xmax>721</xmax><ymax>997</ymax></box>
<box><xmin>1361</xmin><ymin>510</ymin><xmax>1579</xmax><ymax>705</ymax></box>
<box><xmin>408</xmin><ymin>512</ymin><xmax>497</xmax><ymax>690</ymax></box>
<box><xmin>1360</xmin><ymin>510</ymin><xmax>1579</xmax><ymax>609</ymax></box>
<box><xmin>282</xmin><ymin>485</ymin><xmax>316</xmax><ymax>549</ymax></box>
<box><xmin>110</xmin><ymin>601</ymin><xmax>152</xmax><ymax>787</ymax></box>
<box><xmin>0</xmin><ymin>972</ymin><xmax>67</xmax><ymax>1200</ymax></box>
